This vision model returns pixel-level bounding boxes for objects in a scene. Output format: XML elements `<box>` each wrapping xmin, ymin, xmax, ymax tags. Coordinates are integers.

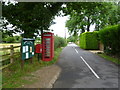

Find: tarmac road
<box><xmin>53</xmin><ymin>43</ymin><xmax>119</xmax><ymax>89</ymax></box>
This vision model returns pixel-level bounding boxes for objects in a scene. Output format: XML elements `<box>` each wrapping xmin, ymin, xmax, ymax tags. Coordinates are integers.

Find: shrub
<box><xmin>3</xmin><ymin>35</ymin><xmax>22</xmax><ymax>43</ymax></box>
<box><xmin>80</xmin><ymin>31</ymin><xmax>99</xmax><ymax>50</ymax></box>
<box><xmin>4</xmin><ymin>36</ymin><xmax>15</xmax><ymax>43</ymax></box>
<box><xmin>54</xmin><ymin>36</ymin><xmax>67</xmax><ymax>50</ymax></box>
<box><xmin>67</xmin><ymin>36</ymin><xmax>76</xmax><ymax>43</ymax></box>
<box><xmin>14</xmin><ymin>36</ymin><xmax>22</xmax><ymax>43</ymax></box>
<box><xmin>99</xmin><ymin>24</ymin><xmax>120</xmax><ymax>56</ymax></box>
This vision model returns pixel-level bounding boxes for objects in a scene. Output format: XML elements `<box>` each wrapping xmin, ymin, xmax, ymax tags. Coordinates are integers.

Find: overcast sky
<box><xmin>49</xmin><ymin>16</ymin><xmax>70</xmax><ymax>38</ymax></box>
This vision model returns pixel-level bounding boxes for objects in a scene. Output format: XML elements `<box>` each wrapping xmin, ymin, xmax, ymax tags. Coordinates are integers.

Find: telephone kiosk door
<box><xmin>42</xmin><ymin>32</ymin><xmax>54</xmax><ymax>61</ymax></box>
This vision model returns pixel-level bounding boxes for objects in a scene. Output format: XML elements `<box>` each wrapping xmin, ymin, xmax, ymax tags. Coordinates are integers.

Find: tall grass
<box><xmin>98</xmin><ymin>53</ymin><xmax>120</xmax><ymax>65</ymax></box>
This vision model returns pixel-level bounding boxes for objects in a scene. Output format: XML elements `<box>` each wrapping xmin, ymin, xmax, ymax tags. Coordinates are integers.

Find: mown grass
<box><xmin>98</xmin><ymin>53</ymin><xmax>120</xmax><ymax>65</ymax></box>
<box><xmin>2</xmin><ymin>47</ymin><xmax>63</xmax><ymax>88</ymax></box>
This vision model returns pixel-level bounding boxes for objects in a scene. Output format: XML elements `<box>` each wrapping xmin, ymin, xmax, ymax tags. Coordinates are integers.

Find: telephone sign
<box><xmin>21</xmin><ymin>38</ymin><xmax>35</xmax><ymax>60</ymax></box>
<box><xmin>42</xmin><ymin>32</ymin><xmax>54</xmax><ymax>61</ymax></box>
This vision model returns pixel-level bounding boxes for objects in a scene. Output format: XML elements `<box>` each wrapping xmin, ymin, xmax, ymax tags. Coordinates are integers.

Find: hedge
<box><xmin>54</xmin><ymin>36</ymin><xmax>67</xmax><ymax>50</ymax></box>
<box><xmin>99</xmin><ymin>24</ymin><xmax>120</xmax><ymax>56</ymax></box>
<box><xmin>80</xmin><ymin>31</ymin><xmax>99</xmax><ymax>50</ymax></box>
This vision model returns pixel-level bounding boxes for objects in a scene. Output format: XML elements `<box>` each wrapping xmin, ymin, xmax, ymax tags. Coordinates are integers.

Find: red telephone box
<box><xmin>42</xmin><ymin>32</ymin><xmax>54</xmax><ymax>61</ymax></box>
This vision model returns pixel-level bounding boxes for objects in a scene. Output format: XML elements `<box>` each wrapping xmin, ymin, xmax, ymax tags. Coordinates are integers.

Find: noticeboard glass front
<box><xmin>21</xmin><ymin>38</ymin><xmax>35</xmax><ymax>60</ymax></box>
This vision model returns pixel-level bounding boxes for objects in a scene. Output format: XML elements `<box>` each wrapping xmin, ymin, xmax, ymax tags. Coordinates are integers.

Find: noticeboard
<box><xmin>21</xmin><ymin>38</ymin><xmax>35</xmax><ymax>60</ymax></box>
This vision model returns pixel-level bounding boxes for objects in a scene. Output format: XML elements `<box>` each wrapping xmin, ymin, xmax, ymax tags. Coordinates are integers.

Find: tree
<box><xmin>2</xmin><ymin>2</ymin><xmax>63</xmax><ymax>38</ymax></box>
<box><xmin>64</xmin><ymin>2</ymin><xmax>119</xmax><ymax>35</ymax></box>
<box><xmin>66</xmin><ymin>12</ymin><xmax>86</xmax><ymax>36</ymax></box>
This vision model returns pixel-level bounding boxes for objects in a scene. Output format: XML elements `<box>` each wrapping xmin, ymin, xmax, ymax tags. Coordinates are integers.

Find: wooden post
<box><xmin>30</xmin><ymin>58</ymin><xmax>33</xmax><ymax>64</ymax></box>
<box><xmin>10</xmin><ymin>45</ymin><xmax>14</xmax><ymax>64</ymax></box>
<box><xmin>38</xmin><ymin>53</ymin><xmax>40</xmax><ymax>61</ymax></box>
<box><xmin>99</xmin><ymin>41</ymin><xmax>104</xmax><ymax>51</ymax></box>
<box><xmin>21</xmin><ymin>60</ymin><xmax>24</xmax><ymax>69</ymax></box>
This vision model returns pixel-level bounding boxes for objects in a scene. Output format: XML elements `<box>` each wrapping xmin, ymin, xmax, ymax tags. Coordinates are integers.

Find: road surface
<box><xmin>53</xmin><ymin>43</ymin><xmax>119</xmax><ymax>89</ymax></box>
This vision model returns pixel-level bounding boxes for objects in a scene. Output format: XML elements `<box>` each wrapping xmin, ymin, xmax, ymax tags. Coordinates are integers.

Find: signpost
<box><xmin>21</xmin><ymin>38</ymin><xmax>35</xmax><ymax>68</ymax></box>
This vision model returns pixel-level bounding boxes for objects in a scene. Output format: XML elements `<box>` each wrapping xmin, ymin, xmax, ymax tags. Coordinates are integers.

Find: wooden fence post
<box><xmin>10</xmin><ymin>45</ymin><xmax>14</xmax><ymax>63</ymax></box>
<box><xmin>99</xmin><ymin>41</ymin><xmax>104</xmax><ymax>51</ymax></box>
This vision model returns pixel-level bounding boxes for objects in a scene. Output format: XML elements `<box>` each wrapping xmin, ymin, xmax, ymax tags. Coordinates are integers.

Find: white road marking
<box><xmin>75</xmin><ymin>49</ymin><xmax>79</xmax><ymax>53</ymax></box>
<box><xmin>80</xmin><ymin>56</ymin><xmax>100</xmax><ymax>79</ymax></box>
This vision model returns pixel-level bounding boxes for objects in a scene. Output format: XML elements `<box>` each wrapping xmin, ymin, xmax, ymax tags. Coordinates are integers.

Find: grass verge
<box><xmin>98</xmin><ymin>53</ymin><xmax>120</xmax><ymax>65</ymax></box>
<box><xmin>2</xmin><ymin>47</ymin><xmax>63</xmax><ymax>88</ymax></box>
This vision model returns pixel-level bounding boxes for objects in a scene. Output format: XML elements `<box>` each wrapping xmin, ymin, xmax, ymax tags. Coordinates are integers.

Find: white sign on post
<box><xmin>30</xmin><ymin>47</ymin><xmax>32</xmax><ymax>53</ymax></box>
<box><xmin>32</xmin><ymin>52</ymin><xmax>34</xmax><ymax>55</ymax></box>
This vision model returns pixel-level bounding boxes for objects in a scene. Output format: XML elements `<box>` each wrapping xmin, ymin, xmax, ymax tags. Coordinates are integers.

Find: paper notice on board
<box><xmin>23</xmin><ymin>46</ymin><xmax>26</xmax><ymax>53</ymax></box>
<box><xmin>30</xmin><ymin>47</ymin><xmax>32</xmax><ymax>53</ymax></box>
<box><xmin>26</xmin><ymin>53</ymin><xmax>29</xmax><ymax>59</ymax></box>
<box><xmin>26</xmin><ymin>46</ymin><xmax>28</xmax><ymax>52</ymax></box>
<box><xmin>32</xmin><ymin>52</ymin><xmax>34</xmax><ymax>55</ymax></box>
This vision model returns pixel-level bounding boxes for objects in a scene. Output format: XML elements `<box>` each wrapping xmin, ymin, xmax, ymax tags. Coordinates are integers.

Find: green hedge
<box><xmin>80</xmin><ymin>31</ymin><xmax>99</xmax><ymax>50</ymax></box>
<box><xmin>99</xmin><ymin>24</ymin><xmax>120</xmax><ymax>56</ymax></box>
<box><xmin>3</xmin><ymin>36</ymin><xmax>22</xmax><ymax>43</ymax></box>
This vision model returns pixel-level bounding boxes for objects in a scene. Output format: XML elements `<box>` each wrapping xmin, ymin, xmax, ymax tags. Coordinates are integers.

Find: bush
<box><xmin>54</xmin><ymin>36</ymin><xmax>67</xmax><ymax>50</ymax></box>
<box><xmin>14</xmin><ymin>36</ymin><xmax>22</xmax><ymax>43</ymax></box>
<box><xmin>3</xmin><ymin>35</ymin><xmax>22</xmax><ymax>43</ymax></box>
<box><xmin>4</xmin><ymin>36</ymin><xmax>15</xmax><ymax>43</ymax></box>
<box><xmin>79</xmin><ymin>31</ymin><xmax>99</xmax><ymax>50</ymax></box>
<box><xmin>99</xmin><ymin>24</ymin><xmax>120</xmax><ymax>56</ymax></box>
<box><xmin>67</xmin><ymin>36</ymin><xmax>76</xmax><ymax>43</ymax></box>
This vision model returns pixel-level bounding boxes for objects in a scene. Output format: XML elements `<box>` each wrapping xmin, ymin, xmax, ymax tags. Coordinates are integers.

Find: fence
<box><xmin>0</xmin><ymin>45</ymin><xmax>21</xmax><ymax>69</ymax></box>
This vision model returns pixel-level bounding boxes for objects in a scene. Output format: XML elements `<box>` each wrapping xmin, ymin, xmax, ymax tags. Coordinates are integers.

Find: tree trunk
<box><xmin>41</xmin><ymin>29</ymin><xmax>43</xmax><ymax>44</ymax></box>
<box><xmin>81</xmin><ymin>25</ymin><xmax>85</xmax><ymax>33</ymax></box>
<box><xmin>87</xmin><ymin>17</ymin><xmax>90</xmax><ymax>32</ymax></box>
<box><xmin>23</xmin><ymin>29</ymin><xmax>34</xmax><ymax>38</ymax></box>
